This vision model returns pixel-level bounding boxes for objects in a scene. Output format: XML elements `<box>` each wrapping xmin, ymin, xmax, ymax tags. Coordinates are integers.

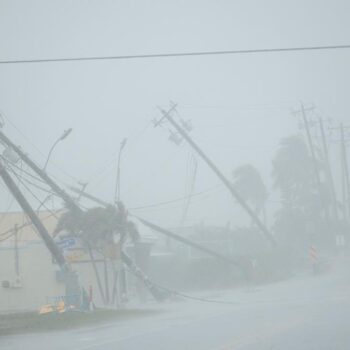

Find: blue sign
<box><xmin>57</xmin><ymin>237</ymin><xmax>76</xmax><ymax>250</ymax></box>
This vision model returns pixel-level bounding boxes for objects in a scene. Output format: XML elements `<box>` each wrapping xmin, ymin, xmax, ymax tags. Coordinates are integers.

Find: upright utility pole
<box><xmin>319</xmin><ymin>118</ymin><xmax>338</xmax><ymax>220</ymax></box>
<box><xmin>156</xmin><ymin>104</ymin><xmax>276</xmax><ymax>247</ymax></box>
<box><xmin>329</xmin><ymin>123</ymin><xmax>350</xmax><ymax>219</ymax></box>
<box><xmin>14</xmin><ymin>224</ymin><xmax>20</xmax><ymax>277</ymax></box>
<box><xmin>340</xmin><ymin>123</ymin><xmax>350</xmax><ymax>218</ymax></box>
<box><xmin>293</xmin><ymin>104</ymin><xmax>332</xmax><ymax>222</ymax></box>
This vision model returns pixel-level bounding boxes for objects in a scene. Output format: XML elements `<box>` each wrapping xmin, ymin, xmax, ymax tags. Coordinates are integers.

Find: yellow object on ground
<box><xmin>56</xmin><ymin>300</ymin><xmax>65</xmax><ymax>313</ymax></box>
<box><xmin>38</xmin><ymin>304</ymin><xmax>55</xmax><ymax>315</ymax></box>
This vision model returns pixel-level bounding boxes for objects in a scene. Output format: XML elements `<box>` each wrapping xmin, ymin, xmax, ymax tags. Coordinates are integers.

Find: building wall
<box><xmin>0</xmin><ymin>241</ymin><xmax>65</xmax><ymax>312</ymax></box>
<box><xmin>0</xmin><ymin>211</ymin><xmax>120</xmax><ymax>312</ymax></box>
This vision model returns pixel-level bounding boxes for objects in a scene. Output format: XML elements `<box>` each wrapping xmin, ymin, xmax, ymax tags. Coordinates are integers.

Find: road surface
<box><xmin>1</xmin><ymin>257</ymin><xmax>350</xmax><ymax>350</ymax></box>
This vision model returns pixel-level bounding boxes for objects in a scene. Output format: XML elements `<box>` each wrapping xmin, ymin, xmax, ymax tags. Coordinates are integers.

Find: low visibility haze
<box><xmin>2</xmin><ymin>2</ymin><xmax>350</xmax><ymax>350</ymax></box>
<box><xmin>1</xmin><ymin>0</ymin><xmax>350</xmax><ymax>227</ymax></box>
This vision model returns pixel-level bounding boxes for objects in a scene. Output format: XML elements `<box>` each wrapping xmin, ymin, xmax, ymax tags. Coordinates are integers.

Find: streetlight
<box><xmin>114</xmin><ymin>138</ymin><xmax>127</xmax><ymax>203</ymax></box>
<box><xmin>43</xmin><ymin>128</ymin><xmax>72</xmax><ymax>171</ymax></box>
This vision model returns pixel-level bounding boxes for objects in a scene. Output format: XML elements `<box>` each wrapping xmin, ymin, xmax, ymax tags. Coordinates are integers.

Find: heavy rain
<box><xmin>0</xmin><ymin>1</ymin><xmax>350</xmax><ymax>349</ymax></box>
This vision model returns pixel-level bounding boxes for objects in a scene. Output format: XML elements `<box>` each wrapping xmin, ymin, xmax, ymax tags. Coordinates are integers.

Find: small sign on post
<box><xmin>309</xmin><ymin>245</ymin><xmax>318</xmax><ymax>264</ymax></box>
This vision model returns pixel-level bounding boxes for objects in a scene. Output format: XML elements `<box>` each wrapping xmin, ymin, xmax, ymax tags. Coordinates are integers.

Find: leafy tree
<box><xmin>272</xmin><ymin>135</ymin><xmax>331</xmax><ymax>248</ymax></box>
<box><xmin>232</xmin><ymin>164</ymin><xmax>268</xmax><ymax>216</ymax></box>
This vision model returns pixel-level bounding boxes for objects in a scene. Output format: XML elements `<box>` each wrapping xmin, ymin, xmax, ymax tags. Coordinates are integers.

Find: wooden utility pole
<box><xmin>69</xmin><ymin>188</ymin><xmax>168</xmax><ymax>301</ymax></box>
<box><xmin>0</xmin><ymin>160</ymin><xmax>68</xmax><ymax>270</ymax></box>
<box><xmin>156</xmin><ymin>104</ymin><xmax>276</xmax><ymax>247</ymax></box>
<box><xmin>0</xmin><ymin>130</ymin><xmax>78</xmax><ymax>210</ymax></box>
<box><xmin>329</xmin><ymin>123</ymin><xmax>350</xmax><ymax>219</ymax></box>
<box><xmin>340</xmin><ymin>123</ymin><xmax>350</xmax><ymax>217</ymax></box>
<box><xmin>135</xmin><ymin>216</ymin><xmax>242</xmax><ymax>268</ymax></box>
<box><xmin>297</xmin><ymin>104</ymin><xmax>323</xmax><ymax>194</ymax></box>
<box><xmin>68</xmin><ymin>188</ymin><xmax>248</xmax><ymax>275</ymax></box>
<box><xmin>293</xmin><ymin>104</ymin><xmax>331</xmax><ymax>222</ymax></box>
<box><xmin>14</xmin><ymin>224</ymin><xmax>20</xmax><ymax>277</ymax></box>
<box><xmin>319</xmin><ymin>118</ymin><xmax>338</xmax><ymax>220</ymax></box>
<box><xmin>87</xmin><ymin>246</ymin><xmax>106</xmax><ymax>304</ymax></box>
<box><xmin>0</xmin><ymin>130</ymin><xmax>165</xmax><ymax>303</ymax></box>
<box><xmin>0</xmin><ymin>130</ymin><xmax>84</xmax><ymax>303</ymax></box>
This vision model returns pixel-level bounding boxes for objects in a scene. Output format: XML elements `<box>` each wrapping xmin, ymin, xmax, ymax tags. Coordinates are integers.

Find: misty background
<box><xmin>1</xmin><ymin>0</ymin><xmax>350</xmax><ymax>228</ymax></box>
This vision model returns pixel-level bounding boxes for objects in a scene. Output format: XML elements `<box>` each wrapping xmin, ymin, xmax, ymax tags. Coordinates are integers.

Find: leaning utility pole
<box><xmin>68</xmin><ymin>188</ymin><xmax>248</xmax><ymax>276</ymax></box>
<box><xmin>155</xmin><ymin>103</ymin><xmax>276</xmax><ymax>247</ymax></box>
<box><xmin>0</xmin><ymin>130</ymin><xmax>84</xmax><ymax>303</ymax></box>
<box><xmin>0</xmin><ymin>130</ymin><xmax>77</xmax><ymax>210</ymax></box>
<box><xmin>295</xmin><ymin>104</ymin><xmax>323</xmax><ymax>195</ymax></box>
<box><xmin>135</xmin><ymin>216</ymin><xmax>242</xmax><ymax>269</ymax></box>
<box><xmin>0</xmin><ymin>160</ymin><xmax>68</xmax><ymax>271</ymax></box>
<box><xmin>0</xmin><ymin>130</ymin><xmax>165</xmax><ymax>303</ymax></box>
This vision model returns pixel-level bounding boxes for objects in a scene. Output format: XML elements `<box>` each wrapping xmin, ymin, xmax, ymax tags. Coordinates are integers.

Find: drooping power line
<box><xmin>1</xmin><ymin>44</ymin><xmax>350</xmax><ymax>65</ymax></box>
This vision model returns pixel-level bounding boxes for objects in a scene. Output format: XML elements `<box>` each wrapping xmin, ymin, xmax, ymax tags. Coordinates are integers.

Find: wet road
<box><xmin>2</xmin><ymin>258</ymin><xmax>350</xmax><ymax>350</ymax></box>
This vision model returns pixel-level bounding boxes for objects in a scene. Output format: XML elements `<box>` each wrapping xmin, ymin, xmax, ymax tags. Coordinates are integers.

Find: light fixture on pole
<box><xmin>114</xmin><ymin>138</ymin><xmax>127</xmax><ymax>203</ymax></box>
<box><xmin>43</xmin><ymin>128</ymin><xmax>72</xmax><ymax>171</ymax></box>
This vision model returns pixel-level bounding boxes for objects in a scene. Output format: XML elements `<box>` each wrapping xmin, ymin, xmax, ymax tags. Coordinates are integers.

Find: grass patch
<box><xmin>0</xmin><ymin>308</ymin><xmax>160</xmax><ymax>336</ymax></box>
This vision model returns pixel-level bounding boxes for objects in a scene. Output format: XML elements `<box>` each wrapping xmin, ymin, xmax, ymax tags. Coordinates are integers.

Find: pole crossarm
<box><xmin>156</xmin><ymin>104</ymin><xmax>276</xmax><ymax>247</ymax></box>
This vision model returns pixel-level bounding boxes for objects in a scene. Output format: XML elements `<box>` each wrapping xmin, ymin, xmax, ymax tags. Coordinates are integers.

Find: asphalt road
<box><xmin>2</xmin><ymin>257</ymin><xmax>350</xmax><ymax>350</ymax></box>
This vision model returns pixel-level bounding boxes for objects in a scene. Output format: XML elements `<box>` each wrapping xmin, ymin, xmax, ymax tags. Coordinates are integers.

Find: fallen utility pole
<box><xmin>156</xmin><ymin>104</ymin><xmax>276</xmax><ymax>247</ymax></box>
<box><xmin>69</xmin><ymin>188</ymin><xmax>247</xmax><ymax>276</ymax></box>
<box><xmin>134</xmin><ymin>216</ymin><xmax>241</xmax><ymax>269</ymax></box>
<box><xmin>0</xmin><ymin>160</ymin><xmax>68</xmax><ymax>271</ymax></box>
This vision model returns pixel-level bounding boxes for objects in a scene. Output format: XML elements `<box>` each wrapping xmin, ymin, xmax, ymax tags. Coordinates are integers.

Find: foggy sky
<box><xmin>1</xmin><ymin>0</ymin><xmax>350</xmax><ymax>228</ymax></box>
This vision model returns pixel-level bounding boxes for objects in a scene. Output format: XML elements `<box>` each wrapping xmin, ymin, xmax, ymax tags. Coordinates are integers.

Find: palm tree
<box><xmin>54</xmin><ymin>202</ymin><xmax>142</xmax><ymax>305</ymax></box>
<box><xmin>54</xmin><ymin>202</ymin><xmax>139</xmax><ymax>254</ymax></box>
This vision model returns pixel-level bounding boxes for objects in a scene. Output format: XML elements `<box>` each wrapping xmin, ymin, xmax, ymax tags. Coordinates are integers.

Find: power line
<box><xmin>8</xmin><ymin>167</ymin><xmax>59</xmax><ymax>220</ymax></box>
<box><xmin>87</xmin><ymin>121</ymin><xmax>152</xmax><ymax>191</ymax></box>
<box><xmin>7</xmin><ymin>161</ymin><xmax>47</xmax><ymax>185</ymax></box>
<box><xmin>1</xmin><ymin>44</ymin><xmax>350</xmax><ymax>65</ymax></box>
<box><xmin>153</xmin><ymin>282</ymin><xmax>239</xmax><ymax>306</ymax></box>
<box><xmin>0</xmin><ymin>210</ymin><xmax>62</xmax><ymax>237</ymax></box>
<box><xmin>0</xmin><ymin>159</ymin><xmax>25</xmax><ymax>230</ymax></box>
<box><xmin>1</xmin><ymin>114</ymin><xmax>80</xmax><ymax>184</ymax></box>
<box><xmin>3</xmin><ymin>160</ymin><xmax>55</xmax><ymax>196</ymax></box>
<box><xmin>130</xmin><ymin>184</ymin><xmax>223</xmax><ymax>211</ymax></box>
